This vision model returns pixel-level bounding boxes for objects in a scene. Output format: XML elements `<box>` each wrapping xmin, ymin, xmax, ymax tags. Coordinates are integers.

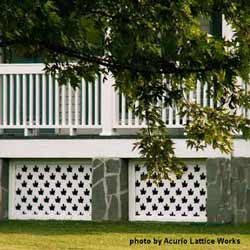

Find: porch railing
<box><xmin>0</xmin><ymin>64</ymin><xmax>248</xmax><ymax>136</ymax></box>
<box><xmin>0</xmin><ymin>64</ymin><xmax>101</xmax><ymax>135</ymax></box>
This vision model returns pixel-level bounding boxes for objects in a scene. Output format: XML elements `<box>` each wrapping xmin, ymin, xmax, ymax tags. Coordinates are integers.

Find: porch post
<box><xmin>100</xmin><ymin>73</ymin><xmax>115</xmax><ymax>135</ymax></box>
<box><xmin>222</xmin><ymin>14</ymin><xmax>234</xmax><ymax>41</ymax></box>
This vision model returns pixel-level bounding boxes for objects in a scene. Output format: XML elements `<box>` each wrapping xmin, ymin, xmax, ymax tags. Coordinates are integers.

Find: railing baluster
<box><xmin>23</xmin><ymin>75</ymin><xmax>28</xmax><ymax>135</ymax></box>
<box><xmin>35</xmin><ymin>74</ymin><xmax>40</xmax><ymax>126</ymax></box>
<box><xmin>209</xmin><ymin>84</ymin><xmax>214</xmax><ymax>108</ymax></box>
<box><xmin>22</xmin><ymin>75</ymin><xmax>27</xmax><ymax>125</ymax></box>
<box><xmin>55</xmin><ymin>79</ymin><xmax>59</xmax><ymax>126</ymax></box>
<box><xmin>68</xmin><ymin>82</ymin><xmax>72</xmax><ymax>130</ymax></box>
<box><xmin>75</xmin><ymin>86</ymin><xmax>79</xmax><ymax>126</ymax></box>
<box><xmin>42</xmin><ymin>74</ymin><xmax>47</xmax><ymax>125</ymax></box>
<box><xmin>128</xmin><ymin>104</ymin><xmax>133</xmax><ymax>126</ymax></box>
<box><xmin>162</xmin><ymin>99</ymin><xmax>166</xmax><ymax>124</ymax></box>
<box><xmin>134</xmin><ymin>101</ymin><xmax>139</xmax><ymax>126</ymax></box>
<box><xmin>168</xmin><ymin>106</ymin><xmax>173</xmax><ymax>126</ymax></box>
<box><xmin>9</xmin><ymin>74</ymin><xmax>14</xmax><ymax>126</ymax></box>
<box><xmin>121</xmin><ymin>94</ymin><xmax>126</xmax><ymax>125</ymax></box>
<box><xmin>203</xmin><ymin>82</ymin><xmax>208</xmax><ymax>107</ymax></box>
<box><xmin>196</xmin><ymin>80</ymin><xmax>201</xmax><ymax>105</ymax></box>
<box><xmin>49</xmin><ymin>74</ymin><xmax>53</xmax><ymax>125</ymax></box>
<box><xmin>182</xmin><ymin>90</ymin><xmax>187</xmax><ymax>125</ymax></box>
<box><xmin>61</xmin><ymin>84</ymin><xmax>66</xmax><ymax>126</ymax></box>
<box><xmin>29</xmin><ymin>74</ymin><xmax>33</xmax><ymax>126</ymax></box>
<box><xmin>81</xmin><ymin>79</ymin><xmax>86</xmax><ymax>126</ymax></box>
<box><xmin>3</xmin><ymin>75</ymin><xmax>7</xmax><ymax>126</ymax></box>
<box><xmin>113</xmin><ymin>91</ymin><xmax>119</xmax><ymax>126</ymax></box>
<box><xmin>16</xmin><ymin>74</ymin><xmax>21</xmax><ymax>126</ymax></box>
<box><xmin>241</xmin><ymin>79</ymin><xmax>245</xmax><ymax>117</ymax></box>
<box><xmin>88</xmin><ymin>81</ymin><xmax>93</xmax><ymax>125</ymax></box>
<box><xmin>94</xmin><ymin>79</ymin><xmax>98</xmax><ymax>126</ymax></box>
<box><xmin>175</xmin><ymin>105</ymin><xmax>180</xmax><ymax>126</ymax></box>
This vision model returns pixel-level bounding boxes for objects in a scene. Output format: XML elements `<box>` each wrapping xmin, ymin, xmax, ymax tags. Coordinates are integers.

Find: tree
<box><xmin>1</xmin><ymin>1</ymin><xmax>250</xmax><ymax>180</ymax></box>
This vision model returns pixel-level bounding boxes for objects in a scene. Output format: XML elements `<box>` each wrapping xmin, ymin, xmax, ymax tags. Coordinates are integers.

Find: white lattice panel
<box><xmin>9</xmin><ymin>160</ymin><xmax>92</xmax><ymax>220</ymax></box>
<box><xmin>129</xmin><ymin>161</ymin><xmax>207</xmax><ymax>222</ymax></box>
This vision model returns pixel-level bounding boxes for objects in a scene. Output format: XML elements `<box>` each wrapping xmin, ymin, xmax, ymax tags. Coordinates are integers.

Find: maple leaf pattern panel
<box><xmin>133</xmin><ymin>162</ymin><xmax>207</xmax><ymax>222</ymax></box>
<box><xmin>13</xmin><ymin>161</ymin><xmax>92</xmax><ymax>220</ymax></box>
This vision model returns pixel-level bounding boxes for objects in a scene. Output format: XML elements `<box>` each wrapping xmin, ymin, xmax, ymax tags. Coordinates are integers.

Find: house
<box><xmin>0</xmin><ymin>16</ymin><xmax>249</xmax><ymax>223</ymax></box>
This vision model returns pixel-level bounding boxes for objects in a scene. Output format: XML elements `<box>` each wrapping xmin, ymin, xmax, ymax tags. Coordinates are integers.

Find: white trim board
<box><xmin>8</xmin><ymin>161</ymin><xmax>15</xmax><ymax>220</ymax></box>
<box><xmin>233</xmin><ymin>140</ymin><xmax>250</xmax><ymax>157</ymax></box>
<box><xmin>0</xmin><ymin>139</ymin><xmax>229</xmax><ymax>158</ymax></box>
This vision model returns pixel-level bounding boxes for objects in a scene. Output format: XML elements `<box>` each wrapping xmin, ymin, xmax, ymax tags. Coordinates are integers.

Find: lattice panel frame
<box><xmin>9</xmin><ymin>160</ymin><xmax>92</xmax><ymax>220</ymax></box>
<box><xmin>129</xmin><ymin>161</ymin><xmax>207</xmax><ymax>222</ymax></box>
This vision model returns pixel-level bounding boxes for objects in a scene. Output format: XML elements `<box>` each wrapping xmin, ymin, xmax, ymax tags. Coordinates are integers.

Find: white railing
<box><xmin>0</xmin><ymin>64</ymin><xmax>101</xmax><ymax>135</ymax></box>
<box><xmin>113</xmin><ymin>92</ymin><xmax>185</xmax><ymax>128</ymax></box>
<box><xmin>112</xmin><ymin>79</ymin><xmax>250</xmax><ymax>129</ymax></box>
<box><xmin>0</xmin><ymin>64</ymin><xmax>249</xmax><ymax>136</ymax></box>
<box><xmin>113</xmin><ymin>81</ymin><xmax>214</xmax><ymax>128</ymax></box>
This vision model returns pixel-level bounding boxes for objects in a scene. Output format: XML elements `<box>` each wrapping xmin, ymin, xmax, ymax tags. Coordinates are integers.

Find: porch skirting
<box><xmin>0</xmin><ymin>157</ymin><xmax>249</xmax><ymax>223</ymax></box>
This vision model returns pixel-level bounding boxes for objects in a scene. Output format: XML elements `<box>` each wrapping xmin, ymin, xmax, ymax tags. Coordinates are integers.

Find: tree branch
<box><xmin>0</xmin><ymin>37</ymin><xmax>239</xmax><ymax>77</ymax></box>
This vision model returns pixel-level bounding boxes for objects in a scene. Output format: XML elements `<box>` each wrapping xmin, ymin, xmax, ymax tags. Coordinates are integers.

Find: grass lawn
<box><xmin>0</xmin><ymin>221</ymin><xmax>249</xmax><ymax>250</ymax></box>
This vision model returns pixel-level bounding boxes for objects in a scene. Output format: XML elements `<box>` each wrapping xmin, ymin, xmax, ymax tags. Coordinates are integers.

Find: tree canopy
<box><xmin>1</xmin><ymin>0</ymin><xmax>250</xmax><ymax>180</ymax></box>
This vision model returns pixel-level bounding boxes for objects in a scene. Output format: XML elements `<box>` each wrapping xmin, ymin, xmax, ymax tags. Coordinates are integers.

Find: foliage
<box><xmin>1</xmin><ymin>1</ymin><xmax>250</xmax><ymax>179</ymax></box>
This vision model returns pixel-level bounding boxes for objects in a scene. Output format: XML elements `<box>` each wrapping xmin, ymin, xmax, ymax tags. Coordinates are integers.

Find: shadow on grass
<box><xmin>0</xmin><ymin>220</ymin><xmax>249</xmax><ymax>236</ymax></box>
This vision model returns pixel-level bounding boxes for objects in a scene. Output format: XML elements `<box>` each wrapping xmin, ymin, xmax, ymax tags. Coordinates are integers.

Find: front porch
<box><xmin>0</xmin><ymin>63</ymin><xmax>232</xmax><ymax>137</ymax></box>
<box><xmin>0</xmin><ymin>63</ymin><xmax>250</xmax><ymax>224</ymax></box>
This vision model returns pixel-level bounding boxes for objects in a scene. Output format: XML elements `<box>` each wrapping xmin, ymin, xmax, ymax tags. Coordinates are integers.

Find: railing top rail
<box><xmin>0</xmin><ymin>63</ymin><xmax>46</xmax><ymax>74</ymax></box>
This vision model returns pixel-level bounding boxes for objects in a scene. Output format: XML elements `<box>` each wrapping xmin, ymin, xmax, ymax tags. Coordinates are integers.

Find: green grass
<box><xmin>0</xmin><ymin>221</ymin><xmax>249</xmax><ymax>250</ymax></box>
